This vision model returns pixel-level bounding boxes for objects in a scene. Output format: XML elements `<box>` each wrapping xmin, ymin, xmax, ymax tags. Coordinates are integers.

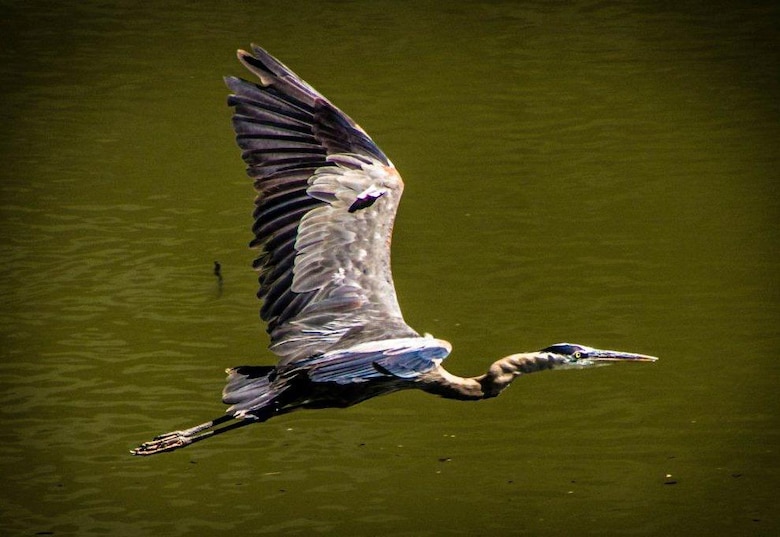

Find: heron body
<box><xmin>131</xmin><ymin>46</ymin><xmax>656</xmax><ymax>456</ymax></box>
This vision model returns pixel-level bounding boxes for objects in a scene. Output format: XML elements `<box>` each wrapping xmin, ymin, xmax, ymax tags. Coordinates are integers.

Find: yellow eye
<box><xmin>574</xmin><ymin>351</ymin><xmax>582</xmax><ymax>359</ymax></box>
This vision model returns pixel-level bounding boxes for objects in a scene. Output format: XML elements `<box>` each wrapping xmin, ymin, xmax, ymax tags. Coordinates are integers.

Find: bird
<box><xmin>131</xmin><ymin>45</ymin><xmax>657</xmax><ymax>456</ymax></box>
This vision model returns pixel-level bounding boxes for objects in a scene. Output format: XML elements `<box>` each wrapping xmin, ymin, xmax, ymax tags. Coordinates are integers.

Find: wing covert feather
<box><xmin>299</xmin><ymin>337</ymin><xmax>452</xmax><ymax>384</ymax></box>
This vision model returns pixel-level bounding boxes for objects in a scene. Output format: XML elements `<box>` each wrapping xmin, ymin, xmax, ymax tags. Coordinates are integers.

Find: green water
<box><xmin>1</xmin><ymin>1</ymin><xmax>777</xmax><ymax>535</ymax></box>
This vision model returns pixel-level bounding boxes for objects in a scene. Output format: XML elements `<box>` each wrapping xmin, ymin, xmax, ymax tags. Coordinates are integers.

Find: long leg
<box><xmin>131</xmin><ymin>414</ymin><xmax>254</xmax><ymax>456</ymax></box>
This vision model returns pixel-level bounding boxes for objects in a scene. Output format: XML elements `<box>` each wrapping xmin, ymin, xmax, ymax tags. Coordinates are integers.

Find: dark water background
<box><xmin>0</xmin><ymin>1</ymin><xmax>777</xmax><ymax>535</ymax></box>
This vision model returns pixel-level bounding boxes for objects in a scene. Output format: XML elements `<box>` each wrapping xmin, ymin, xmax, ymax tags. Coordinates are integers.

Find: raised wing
<box><xmin>226</xmin><ymin>45</ymin><xmax>419</xmax><ymax>366</ymax></box>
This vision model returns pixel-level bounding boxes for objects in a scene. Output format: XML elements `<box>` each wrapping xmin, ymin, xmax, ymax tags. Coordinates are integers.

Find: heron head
<box><xmin>540</xmin><ymin>343</ymin><xmax>658</xmax><ymax>369</ymax></box>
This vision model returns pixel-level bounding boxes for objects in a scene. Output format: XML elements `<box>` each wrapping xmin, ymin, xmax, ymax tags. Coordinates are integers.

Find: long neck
<box><xmin>418</xmin><ymin>352</ymin><xmax>558</xmax><ymax>400</ymax></box>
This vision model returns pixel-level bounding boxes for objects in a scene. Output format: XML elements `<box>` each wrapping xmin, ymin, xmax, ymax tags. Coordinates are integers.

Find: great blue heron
<box><xmin>131</xmin><ymin>46</ymin><xmax>657</xmax><ymax>456</ymax></box>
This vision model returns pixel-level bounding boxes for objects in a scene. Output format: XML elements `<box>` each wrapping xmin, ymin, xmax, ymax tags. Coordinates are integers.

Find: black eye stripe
<box><xmin>540</xmin><ymin>343</ymin><xmax>582</xmax><ymax>356</ymax></box>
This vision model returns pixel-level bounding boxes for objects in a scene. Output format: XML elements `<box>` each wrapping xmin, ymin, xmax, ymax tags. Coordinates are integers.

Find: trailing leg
<box><xmin>131</xmin><ymin>414</ymin><xmax>253</xmax><ymax>456</ymax></box>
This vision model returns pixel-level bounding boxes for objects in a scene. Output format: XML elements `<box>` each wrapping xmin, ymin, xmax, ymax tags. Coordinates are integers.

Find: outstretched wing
<box><xmin>226</xmin><ymin>45</ymin><xmax>419</xmax><ymax>366</ymax></box>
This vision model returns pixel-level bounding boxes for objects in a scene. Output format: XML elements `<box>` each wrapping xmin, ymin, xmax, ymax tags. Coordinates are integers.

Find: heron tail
<box><xmin>222</xmin><ymin>365</ymin><xmax>286</xmax><ymax>418</ymax></box>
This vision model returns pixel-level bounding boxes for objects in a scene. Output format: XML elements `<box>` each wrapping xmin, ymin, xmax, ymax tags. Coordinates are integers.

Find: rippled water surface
<box><xmin>1</xmin><ymin>1</ymin><xmax>777</xmax><ymax>536</ymax></box>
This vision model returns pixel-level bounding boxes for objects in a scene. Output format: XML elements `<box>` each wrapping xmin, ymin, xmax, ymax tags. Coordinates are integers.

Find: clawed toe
<box><xmin>131</xmin><ymin>415</ymin><xmax>247</xmax><ymax>456</ymax></box>
<box><xmin>131</xmin><ymin>432</ymin><xmax>191</xmax><ymax>456</ymax></box>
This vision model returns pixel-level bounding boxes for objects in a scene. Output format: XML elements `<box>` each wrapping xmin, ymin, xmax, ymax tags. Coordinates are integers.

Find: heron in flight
<box><xmin>131</xmin><ymin>46</ymin><xmax>657</xmax><ymax>456</ymax></box>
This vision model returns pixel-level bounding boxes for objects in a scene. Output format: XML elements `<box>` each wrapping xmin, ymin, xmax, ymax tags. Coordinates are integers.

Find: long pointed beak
<box><xmin>590</xmin><ymin>349</ymin><xmax>658</xmax><ymax>363</ymax></box>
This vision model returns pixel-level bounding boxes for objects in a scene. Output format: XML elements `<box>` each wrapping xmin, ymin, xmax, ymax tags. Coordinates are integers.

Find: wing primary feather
<box><xmin>227</xmin><ymin>46</ymin><xmax>421</xmax><ymax>363</ymax></box>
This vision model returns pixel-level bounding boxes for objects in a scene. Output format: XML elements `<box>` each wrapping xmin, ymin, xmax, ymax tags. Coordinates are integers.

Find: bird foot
<box><xmin>130</xmin><ymin>415</ymin><xmax>240</xmax><ymax>456</ymax></box>
<box><xmin>131</xmin><ymin>431</ymin><xmax>193</xmax><ymax>456</ymax></box>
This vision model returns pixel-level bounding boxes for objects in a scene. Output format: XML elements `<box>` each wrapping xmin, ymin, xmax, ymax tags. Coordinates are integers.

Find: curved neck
<box><xmin>419</xmin><ymin>352</ymin><xmax>558</xmax><ymax>400</ymax></box>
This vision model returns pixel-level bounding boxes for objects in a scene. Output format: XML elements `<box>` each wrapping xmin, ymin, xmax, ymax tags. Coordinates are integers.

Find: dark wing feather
<box><xmin>227</xmin><ymin>46</ymin><xmax>418</xmax><ymax>366</ymax></box>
